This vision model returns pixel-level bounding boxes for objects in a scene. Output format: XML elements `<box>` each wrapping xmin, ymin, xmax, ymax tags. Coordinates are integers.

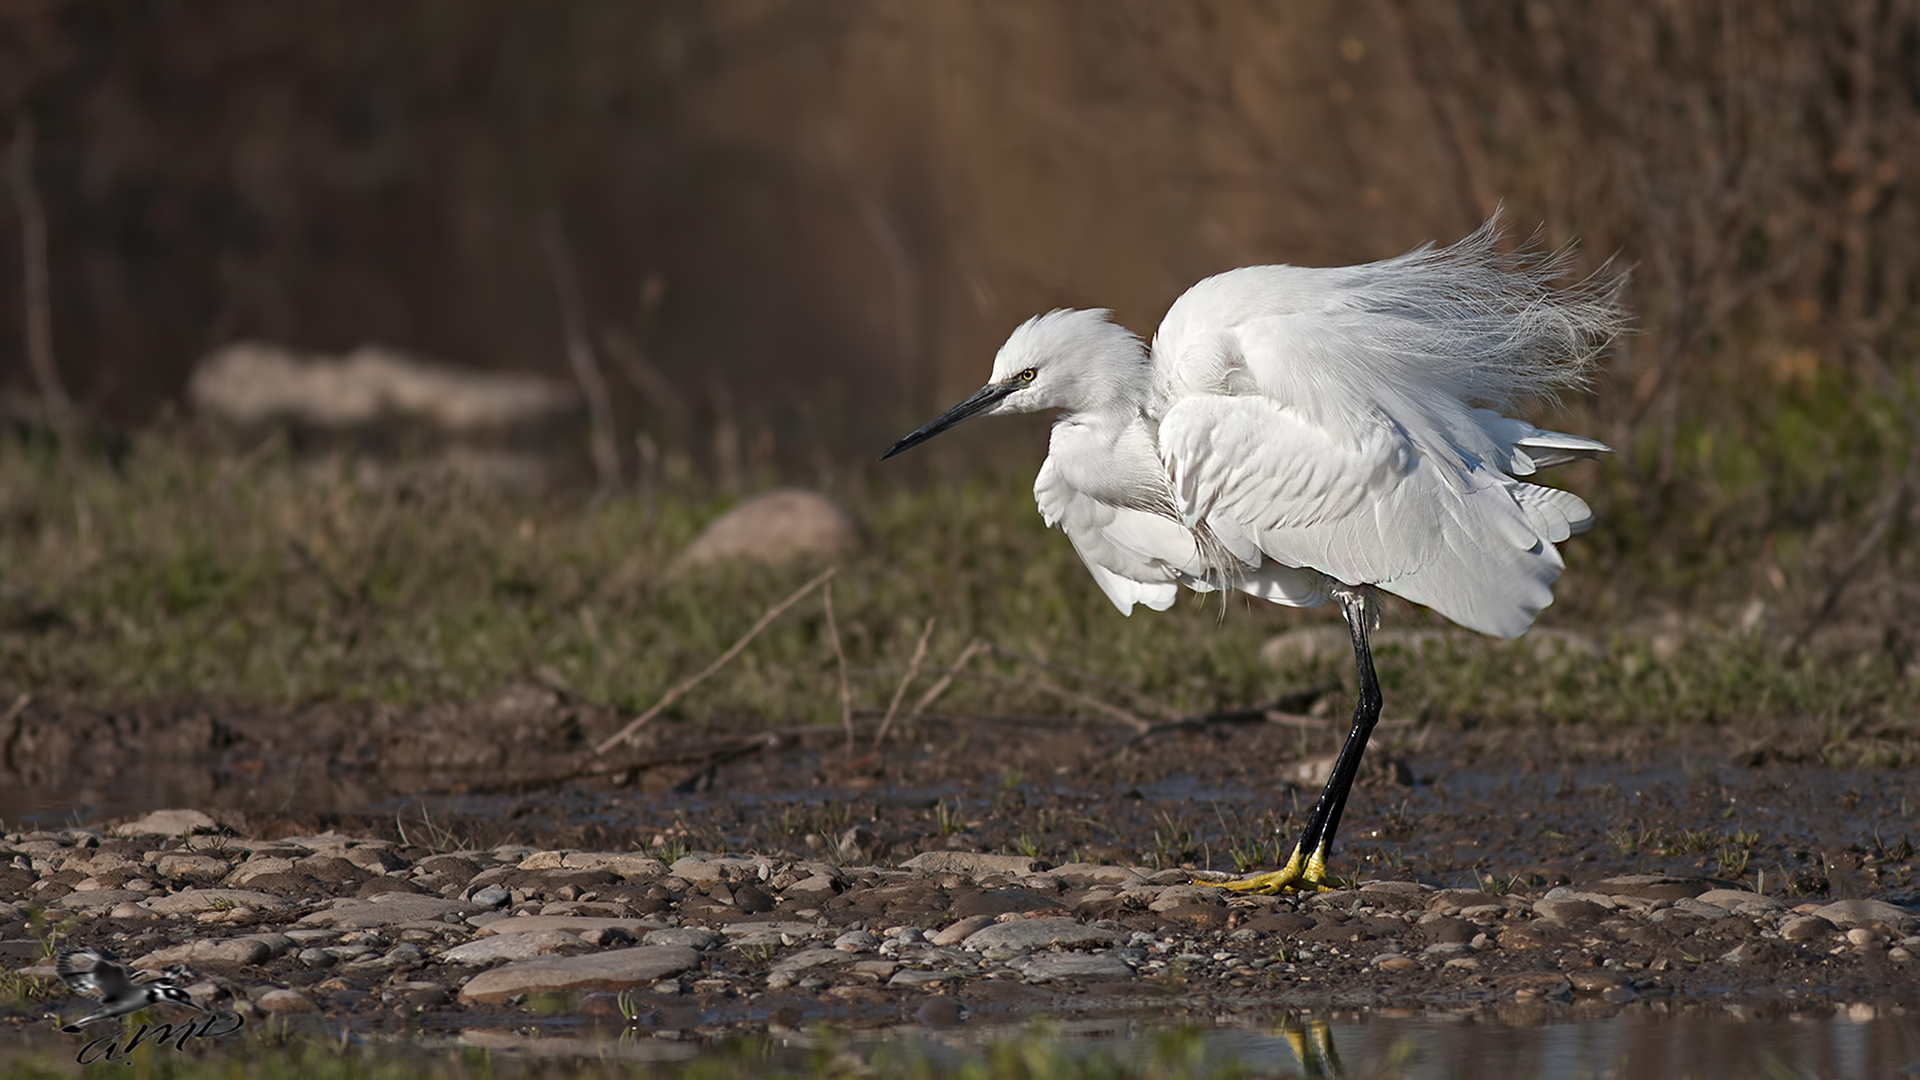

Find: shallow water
<box><xmin>449</xmin><ymin>1005</ymin><xmax>1920</xmax><ymax>1078</ymax></box>
<box><xmin>8</xmin><ymin>1005</ymin><xmax>1914</xmax><ymax>1079</ymax></box>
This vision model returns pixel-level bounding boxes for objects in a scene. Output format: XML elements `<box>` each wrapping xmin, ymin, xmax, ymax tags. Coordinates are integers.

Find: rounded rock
<box><xmin>299</xmin><ymin>948</ymin><xmax>337</xmax><ymax>969</ymax></box>
<box><xmin>834</xmin><ymin>931</ymin><xmax>880</xmax><ymax>953</ymax></box>
<box><xmin>256</xmin><ymin>989</ymin><xmax>318</xmax><ymax>1015</ymax></box>
<box><xmin>673</xmin><ymin>490</ymin><xmax>861</xmax><ymax>571</ymax></box>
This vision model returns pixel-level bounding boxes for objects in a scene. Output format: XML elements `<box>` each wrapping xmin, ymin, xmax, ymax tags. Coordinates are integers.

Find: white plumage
<box><xmin>883</xmin><ymin>217</ymin><xmax>1620</xmax><ymax>890</ymax></box>
<box><xmin>964</xmin><ymin>220</ymin><xmax>1618</xmax><ymax>637</ymax></box>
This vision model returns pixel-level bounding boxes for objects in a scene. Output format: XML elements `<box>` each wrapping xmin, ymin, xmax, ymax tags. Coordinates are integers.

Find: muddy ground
<box><xmin>3</xmin><ymin>684</ymin><xmax>1919</xmax><ymax>1044</ymax></box>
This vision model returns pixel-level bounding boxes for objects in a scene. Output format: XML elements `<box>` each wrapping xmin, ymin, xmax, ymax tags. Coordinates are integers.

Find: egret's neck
<box><xmin>1057</xmin><ymin>345</ymin><xmax>1155</xmax><ymax>423</ymax></box>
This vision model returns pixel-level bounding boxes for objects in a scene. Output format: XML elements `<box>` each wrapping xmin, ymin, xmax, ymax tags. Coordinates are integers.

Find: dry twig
<box><xmin>594</xmin><ymin>567</ymin><xmax>836</xmax><ymax>754</ymax></box>
<box><xmin>823</xmin><ymin>579</ymin><xmax>854</xmax><ymax>754</ymax></box>
<box><xmin>988</xmin><ymin>643</ymin><xmax>1183</xmax><ymax>722</ymax></box>
<box><xmin>905</xmin><ymin>637</ymin><xmax>989</xmax><ymax>723</ymax></box>
<box><xmin>872</xmin><ymin>617</ymin><xmax>935</xmax><ymax>750</ymax></box>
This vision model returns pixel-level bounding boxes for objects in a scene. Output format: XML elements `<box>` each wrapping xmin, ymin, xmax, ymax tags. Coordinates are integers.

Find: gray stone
<box><xmin>560</xmin><ymin>853</ymin><xmax>667</xmax><ymax>878</ymax></box>
<box><xmin>1532</xmin><ymin>897</ymin><xmax>1607</xmax><ymax>925</ymax></box>
<box><xmin>960</xmin><ymin>917</ymin><xmax>1124</xmax><ymax>955</ymax></box>
<box><xmin>154</xmin><ymin>854</ymin><xmax>233</xmax><ymax>879</ymax></box>
<box><xmin>900</xmin><ymin>852</ymin><xmax>1048</xmax><ymax>880</ymax></box>
<box><xmin>133</xmin><ymin>938</ymin><xmax>273</xmax><ymax>968</ymax></box>
<box><xmin>1147</xmin><ymin>886</ymin><xmax>1225</xmax><ymax>913</ymax></box>
<box><xmin>834</xmin><ymin>931</ymin><xmax>880</xmax><ymax>953</ymax></box>
<box><xmin>456</xmin><ymin>946</ymin><xmax>702</xmax><ymax>1003</ymax></box>
<box><xmin>243</xmin><ymin>933</ymin><xmax>295</xmax><ymax>958</ymax></box>
<box><xmin>765</xmin><ymin>947</ymin><xmax>851</xmax><ymax>988</ymax></box>
<box><xmin>644</xmin><ymin>928</ymin><xmax>719</xmax><ymax>950</ymax></box>
<box><xmin>1695</xmin><ymin>889</ymin><xmax>1782</xmax><ymax>912</ymax></box>
<box><xmin>342</xmin><ymin>846</ymin><xmax>407</xmax><ymax>874</ymax></box>
<box><xmin>1670</xmin><ymin>898</ymin><xmax>1732</xmax><ymax>920</ymax></box>
<box><xmin>226</xmin><ymin>859</ymin><xmax>298</xmax><ymax>887</ymax></box>
<box><xmin>721</xmin><ymin>921</ymin><xmax>829</xmax><ymax>943</ymax></box>
<box><xmin>1781</xmin><ymin>915</ymin><xmax>1834</xmax><ymax>942</ymax></box>
<box><xmin>783</xmin><ymin>875</ymin><xmax>840</xmax><ymax>898</ymax></box>
<box><xmin>299</xmin><ymin>948</ymin><xmax>336</xmax><ymax>968</ymax></box>
<box><xmin>1814</xmin><ymin>899</ymin><xmax>1919</xmax><ymax>933</ymax></box>
<box><xmin>477</xmin><ymin>915</ymin><xmax>664</xmax><ymax>938</ymax></box>
<box><xmin>442</xmin><ymin>932</ymin><xmax>585</xmax><ymax>965</ymax></box>
<box><xmin>145</xmin><ymin>889</ymin><xmax>291</xmax><ymax>914</ymax></box>
<box><xmin>668</xmin><ymin>855</ymin><xmax>773</xmax><ymax>885</ymax></box>
<box><xmin>113</xmin><ymin>809</ymin><xmax>218</xmax><ymax>837</ymax></box>
<box><xmin>298</xmin><ymin>893</ymin><xmax>478</xmax><ymax>928</ymax></box>
<box><xmin>1011</xmin><ymin>951</ymin><xmax>1135</xmax><ymax>982</ymax></box>
<box><xmin>673</xmin><ymin>490</ymin><xmax>861</xmax><ymax>571</ymax></box>
<box><xmin>55</xmin><ymin>889</ymin><xmax>148</xmax><ymax>911</ymax></box>
<box><xmin>1049</xmin><ymin>863</ymin><xmax>1149</xmax><ymax>887</ymax></box>
<box><xmin>471</xmin><ymin>885</ymin><xmax>511</xmax><ymax>908</ymax></box>
<box><xmin>255</xmin><ymin>989</ymin><xmax>317</xmax><ymax>1014</ymax></box>
<box><xmin>888</xmin><ymin>968</ymin><xmax>964</xmax><ymax>987</ymax></box>
<box><xmin>931</xmin><ymin>915</ymin><xmax>997</xmax><ymax>947</ymax></box>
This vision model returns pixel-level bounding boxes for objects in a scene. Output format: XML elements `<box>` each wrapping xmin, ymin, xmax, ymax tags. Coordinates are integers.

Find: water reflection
<box><xmin>4</xmin><ymin>1002</ymin><xmax>1916</xmax><ymax>1077</ymax></box>
<box><xmin>839</xmin><ymin>1005</ymin><xmax>1920</xmax><ymax>1079</ymax></box>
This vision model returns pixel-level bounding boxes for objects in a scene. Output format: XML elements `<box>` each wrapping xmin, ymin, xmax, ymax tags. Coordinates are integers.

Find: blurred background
<box><xmin>2</xmin><ymin>0</ymin><xmax>1919</xmax><ymax>659</ymax></box>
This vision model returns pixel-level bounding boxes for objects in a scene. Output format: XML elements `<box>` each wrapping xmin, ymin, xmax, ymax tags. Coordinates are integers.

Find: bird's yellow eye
<box><xmin>1018</xmin><ymin>368</ymin><xmax>1036</xmax><ymax>383</ymax></box>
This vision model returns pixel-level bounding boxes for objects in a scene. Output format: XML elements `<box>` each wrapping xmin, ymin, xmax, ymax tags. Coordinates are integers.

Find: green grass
<box><xmin>0</xmin><ymin>431</ymin><xmax>1916</xmax><ymax>748</ymax></box>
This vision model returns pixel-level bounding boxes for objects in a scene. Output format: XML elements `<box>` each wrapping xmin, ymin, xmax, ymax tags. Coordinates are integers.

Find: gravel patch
<box><xmin>7</xmin><ymin>815</ymin><xmax>1919</xmax><ymax>1036</ymax></box>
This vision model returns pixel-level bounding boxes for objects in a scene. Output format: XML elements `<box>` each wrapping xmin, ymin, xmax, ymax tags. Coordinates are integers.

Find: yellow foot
<box><xmin>1196</xmin><ymin>845</ymin><xmax>1340</xmax><ymax>894</ymax></box>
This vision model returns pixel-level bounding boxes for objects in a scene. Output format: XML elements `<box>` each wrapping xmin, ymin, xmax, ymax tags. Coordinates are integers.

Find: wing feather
<box><xmin>1158</xmin><ymin>394</ymin><xmax>1573</xmax><ymax>637</ymax></box>
<box><xmin>1034</xmin><ymin>456</ymin><xmax>1189</xmax><ymax>614</ymax></box>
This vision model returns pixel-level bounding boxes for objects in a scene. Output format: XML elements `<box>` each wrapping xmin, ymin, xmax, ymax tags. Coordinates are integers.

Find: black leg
<box><xmin>1211</xmin><ymin>590</ymin><xmax>1383</xmax><ymax>893</ymax></box>
<box><xmin>1296</xmin><ymin>600</ymin><xmax>1383</xmax><ymax>876</ymax></box>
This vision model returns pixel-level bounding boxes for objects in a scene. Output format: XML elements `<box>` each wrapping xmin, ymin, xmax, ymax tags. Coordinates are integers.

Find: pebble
<box><xmin>456</xmin><ymin>946</ymin><xmax>703</xmax><ymax>1003</ymax></box>
<box><xmin>960</xmin><ymin>917</ymin><xmax>1124</xmax><ymax>956</ymax></box>
<box><xmin>1816</xmin><ymin>899</ymin><xmax>1919</xmax><ymax>934</ymax></box>
<box><xmin>146</xmin><ymin>888</ymin><xmax>289</xmax><ymax>914</ymax></box>
<box><xmin>113</xmin><ymin>809</ymin><xmax>218</xmax><ymax>837</ymax></box>
<box><xmin>931</xmin><ymin>915</ymin><xmax>997</xmax><ymax>946</ymax></box>
<box><xmin>299</xmin><ymin>893</ymin><xmax>478</xmax><ymax>929</ymax></box>
<box><xmin>834</xmin><ymin>931</ymin><xmax>880</xmax><ymax>953</ymax></box>
<box><xmin>1011</xmin><ymin>951</ymin><xmax>1135</xmax><ymax>981</ymax></box>
<box><xmin>1781</xmin><ymin>915</ymin><xmax>1833</xmax><ymax>942</ymax></box>
<box><xmin>644</xmin><ymin>927</ymin><xmax>719</xmax><ymax>950</ymax></box>
<box><xmin>442</xmin><ymin>931</ymin><xmax>585</xmax><ymax>964</ymax></box>
<box><xmin>5</xmin><ymin>818</ymin><xmax>1908</xmax><ymax>1030</ymax></box>
<box><xmin>134</xmin><ymin>937</ymin><xmax>273</xmax><ymax>968</ymax></box>
<box><xmin>256</xmin><ymin>989</ymin><xmax>318</xmax><ymax>1014</ymax></box>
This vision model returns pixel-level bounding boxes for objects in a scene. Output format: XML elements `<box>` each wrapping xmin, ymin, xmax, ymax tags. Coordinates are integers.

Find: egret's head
<box><xmin>881</xmin><ymin>309</ymin><xmax>1143</xmax><ymax>460</ymax></box>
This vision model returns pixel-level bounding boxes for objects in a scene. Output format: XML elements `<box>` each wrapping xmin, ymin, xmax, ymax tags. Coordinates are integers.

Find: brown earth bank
<box><xmin>2</xmin><ymin>689</ymin><xmax>1919</xmax><ymax>1042</ymax></box>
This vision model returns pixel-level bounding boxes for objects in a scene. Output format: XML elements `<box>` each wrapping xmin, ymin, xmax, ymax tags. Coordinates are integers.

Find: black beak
<box><xmin>880</xmin><ymin>382</ymin><xmax>1015</xmax><ymax>460</ymax></box>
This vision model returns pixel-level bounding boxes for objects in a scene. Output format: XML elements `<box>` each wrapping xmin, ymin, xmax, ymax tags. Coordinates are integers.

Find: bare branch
<box><xmin>594</xmin><ymin>567</ymin><xmax>837</xmax><ymax>754</ymax></box>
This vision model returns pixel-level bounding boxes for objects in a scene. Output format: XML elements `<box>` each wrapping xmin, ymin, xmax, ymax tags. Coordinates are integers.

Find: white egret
<box><xmin>882</xmin><ymin>218</ymin><xmax>1622</xmax><ymax>892</ymax></box>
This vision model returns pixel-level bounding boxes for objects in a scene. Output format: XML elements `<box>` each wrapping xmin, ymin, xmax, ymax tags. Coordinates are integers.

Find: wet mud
<box><xmin>3</xmin><ymin>680</ymin><xmax>1920</xmax><ymax>1053</ymax></box>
